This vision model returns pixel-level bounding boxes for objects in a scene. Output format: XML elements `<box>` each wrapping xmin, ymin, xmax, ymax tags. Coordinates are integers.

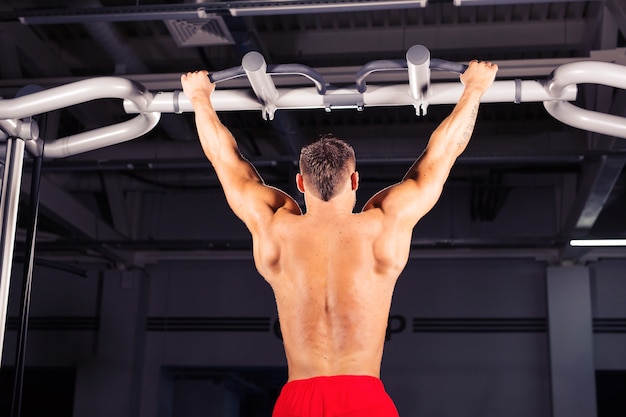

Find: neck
<box><xmin>303</xmin><ymin>193</ymin><xmax>355</xmax><ymax>216</ymax></box>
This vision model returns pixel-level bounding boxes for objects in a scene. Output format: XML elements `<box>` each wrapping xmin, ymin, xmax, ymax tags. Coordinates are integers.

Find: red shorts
<box><xmin>272</xmin><ymin>375</ymin><xmax>399</xmax><ymax>417</ymax></box>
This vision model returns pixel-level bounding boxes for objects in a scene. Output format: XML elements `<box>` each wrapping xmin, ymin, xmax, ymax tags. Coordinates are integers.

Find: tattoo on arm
<box><xmin>458</xmin><ymin>102</ymin><xmax>479</xmax><ymax>149</ymax></box>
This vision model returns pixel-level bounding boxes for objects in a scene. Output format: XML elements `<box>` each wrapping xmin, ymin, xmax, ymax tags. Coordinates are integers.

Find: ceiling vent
<box><xmin>165</xmin><ymin>15</ymin><xmax>235</xmax><ymax>47</ymax></box>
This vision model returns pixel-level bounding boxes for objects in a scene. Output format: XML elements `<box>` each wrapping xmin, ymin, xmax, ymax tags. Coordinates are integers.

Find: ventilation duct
<box><xmin>165</xmin><ymin>15</ymin><xmax>234</xmax><ymax>47</ymax></box>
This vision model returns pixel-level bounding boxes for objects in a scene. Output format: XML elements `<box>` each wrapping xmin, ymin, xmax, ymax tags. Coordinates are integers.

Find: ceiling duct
<box><xmin>165</xmin><ymin>15</ymin><xmax>235</xmax><ymax>47</ymax></box>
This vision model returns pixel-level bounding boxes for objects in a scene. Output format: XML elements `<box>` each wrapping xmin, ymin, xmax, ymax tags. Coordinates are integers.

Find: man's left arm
<box><xmin>363</xmin><ymin>60</ymin><xmax>498</xmax><ymax>228</ymax></box>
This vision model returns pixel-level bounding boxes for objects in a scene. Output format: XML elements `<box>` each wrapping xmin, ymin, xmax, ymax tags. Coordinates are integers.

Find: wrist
<box><xmin>188</xmin><ymin>95</ymin><xmax>216</xmax><ymax>112</ymax></box>
<box><xmin>189</xmin><ymin>94</ymin><xmax>212</xmax><ymax>105</ymax></box>
<box><xmin>462</xmin><ymin>85</ymin><xmax>487</xmax><ymax>100</ymax></box>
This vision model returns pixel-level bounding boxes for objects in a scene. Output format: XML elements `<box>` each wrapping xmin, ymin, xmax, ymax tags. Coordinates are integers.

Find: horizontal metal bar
<box><xmin>0</xmin><ymin>76</ymin><xmax>152</xmax><ymax>119</ymax></box>
<box><xmin>546</xmin><ymin>61</ymin><xmax>626</xmax><ymax>98</ymax></box>
<box><xmin>544</xmin><ymin>101</ymin><xmax>626</xmax><ymax>139</ymax></box>
<box><xmin>543</xmin><ymin>61</ymin><xmax>626</xmax><ymax>139</ymax></box>
<box><xmin>125</xmin><ymin>80</ymin><xmax>577</xmax><ymax>114</ymax></box>
<box><xmin>43</xmin><ymin>112</ymin><xmax>161</xmax><ymax>159</ymax></box>
<box><xmin>0</xmin><ymin>76</ymin><xmax>161</xmax><ymax>159</ymax></box>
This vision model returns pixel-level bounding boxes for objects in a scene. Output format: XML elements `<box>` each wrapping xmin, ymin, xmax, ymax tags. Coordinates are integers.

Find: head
<box><xmin>297</xmin><ymin>133</ymin><xmax>357</xmax><ymax>202</ymax></box>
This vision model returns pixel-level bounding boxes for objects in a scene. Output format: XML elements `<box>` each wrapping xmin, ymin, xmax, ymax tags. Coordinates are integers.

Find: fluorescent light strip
<box><xmin>452</xmin><ymin>0</ymin><xmax>604</xmax><ymax>6</ymax></box>
<box><xmin>454</xmin><ymin>0</ymin><xmax>603</xmax><ymax>5</ymax></box>
<box><xmin>229</xmin><ymin>0</ymin><xmax>427</xmax><ymax>16</ymax></box>
<box><xmin>570</xmin><ymin>239</ymin><xmax>626</xmax><ymax>247</ymax></box>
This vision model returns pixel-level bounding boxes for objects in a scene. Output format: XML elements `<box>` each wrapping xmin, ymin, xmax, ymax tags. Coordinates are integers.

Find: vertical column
<box><xmin>546</xmin><ymin>266</ymin><xmax>597</xmax><ymax>417</ymax></box>
<box><xmin>0</xmin><ymin>137</ymin><xmax>26</xmax><ymax>366</ymax></box>
<box><xmin>73</xmin><ymin>269</ymin><xmax>149</xmax><ymax>417</ymax></box>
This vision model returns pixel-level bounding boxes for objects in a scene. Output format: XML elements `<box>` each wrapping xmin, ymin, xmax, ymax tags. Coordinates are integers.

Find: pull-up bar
<box><xmin>0</xmin><ymin>44</ymin><xmax>625</xmax><ymax>160</ymax></box>
<box><xmin>126</xmin><ymin>45</ymin><xmax>581</xmax><ymax>121</ymax></box>
<box><xmin>0</xmin><ymin>45</ymin><xmax>626</xmax><ymax>158</ymax></box>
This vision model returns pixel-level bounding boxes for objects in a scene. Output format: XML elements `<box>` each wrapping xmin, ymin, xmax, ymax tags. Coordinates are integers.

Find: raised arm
<box><xmin>181</xmin><ymin>71</ymin><xmax>301</xmax><ymax>233</ymax></box>
<box><xmin>363</xmin><ymin>60</ymin><xmax>498</xmax><ymax>228</ymax></box>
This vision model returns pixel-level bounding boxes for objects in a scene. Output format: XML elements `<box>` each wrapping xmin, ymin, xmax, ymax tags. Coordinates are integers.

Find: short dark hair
<box><xmin>299</xmin><ymin>133</ymin><xmax>356</xmax><ymax>201</ymax></box>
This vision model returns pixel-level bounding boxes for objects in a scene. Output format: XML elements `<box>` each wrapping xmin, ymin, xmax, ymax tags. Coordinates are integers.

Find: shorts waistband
<box><xmin>281</xmin><ymin>375</ymin><xmax>382</xmax><ymax>393</ymax></box>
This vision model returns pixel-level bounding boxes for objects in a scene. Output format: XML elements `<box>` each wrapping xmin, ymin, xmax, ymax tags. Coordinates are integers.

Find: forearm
<box><xmin>428</xmin><ymin>86</ymin><xmax>484</xmax><ymax>160</ymax></box>
<box><xmin>402</xmin><ymin>86</ymin><xmax>484</xmax><ymax>183</ymax></box>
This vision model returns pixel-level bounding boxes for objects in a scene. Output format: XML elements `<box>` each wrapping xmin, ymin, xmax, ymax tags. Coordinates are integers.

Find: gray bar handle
<box><xmin>356</xmin><ymin>54</ymin><xmax>468</xmax><ymax>93</ymax></box>
<box><xmin>208</xmin><ymin>59</ymin><xmax>327</xmax><ymax>95</ymax></box>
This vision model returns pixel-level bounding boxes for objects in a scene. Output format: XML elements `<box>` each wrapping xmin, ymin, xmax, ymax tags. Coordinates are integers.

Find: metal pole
<box><xmin>406</xmin><ymin>44</ymin><xmax>431</xmax><ymax>101</ymax></box>
<box><xmin>10</xmin><ymin>151</ymin><xmax>43</xmax><ymax>417</ymax></box>
<box><xmin>0</xmin><ymin>137</ymin><xmax>26</xmax><ymax>367</ymax></box>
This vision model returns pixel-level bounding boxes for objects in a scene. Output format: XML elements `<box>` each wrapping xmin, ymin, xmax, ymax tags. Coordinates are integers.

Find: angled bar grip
<box><xmin>355</xmin><ymin>59</ymin><xmax>406</xmax><ymax>94</ymax></box>
<box><xmin>208</xmin><ymin>66</ymin><xmax>245</xmax><ymax>83</ymax></box>
<box><xmin>431</xmin><ymin>59</ymin><xmax>468</xmax><ymax>74</ymax></box>
<box><xmin>356</xmin><ymin>45</ymin><xmax>468</xmax><ymax>94</ymax></box>
<box><xmin>207</xmin><ymin>53</ymin><xmax>326</xmax><ymax>95</ymax></box>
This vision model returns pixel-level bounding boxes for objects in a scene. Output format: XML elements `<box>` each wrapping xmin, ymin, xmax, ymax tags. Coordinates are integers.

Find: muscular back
<box><xmin>182</xmin><ymin>60</ymin><xmax>497</xmax><ymax>382</ymax></box>
<box><xmin>253</xmin><ymin>208</ymin><xmax>412</xmax><ymax>382</ymax></box>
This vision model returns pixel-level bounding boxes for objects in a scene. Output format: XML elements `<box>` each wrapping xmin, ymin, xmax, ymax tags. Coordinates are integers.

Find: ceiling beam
<box><xmin>257</xmin><ymin>20</ymin><xmax>589</xmax><ymax>56</ymax></box>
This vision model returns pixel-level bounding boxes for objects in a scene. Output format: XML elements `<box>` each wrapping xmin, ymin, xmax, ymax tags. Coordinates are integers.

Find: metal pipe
<box><xmin>355</xmin><ymin>59</ymin><xmax>407</xmax><ymax>94</ymax></box>
<box><xmin>546</xmin><ymin>61</ymin><xmax>626</xmax><ymax>98</ymax></box>
<box><xmin>544</xmin><ymin>100</ymin><xmax>626</xmax><ymax>139</ymax></box>
<box><xmin>126</xmin><ymin>80</ymin><xmax>577</xmax><ymax>113</ymax></box>
<box><xmin>0</xmin><ymin>137</ymin><xmax>26</xmax><ymax>366</ymax></box>
<box><xmin>0</xmin><ymin>76</ymin><xmax>161</xmax><ymax>158</ymax></box>
<box><xmin>355</xmin><ymin>48</ymin><xmax>467</xmax><ymax>94</ymax></box>
<box><xmin>0</xmin><ymin>77</ymin><xmax>152</xmax><ymax>119</ymax></box>
<box><xmin>266</xmin><ymin>64</ymin><xmax>326</xmax><ymax>95</ymax></box>
<box><xmin>209</xmin><ymin>66</ymin><xmax>245</xmax><ymax>83</ymax></box>
<box><xmin>0</xmin><ymin>118</ymin><xmax>39</xmax><ymax>141</ymax></box>
<box><xmin>241</xmin><ymin>51</ymin><xmax>279</xmax><ymax>120</ymax></box>
<box><xmin>11</xmin><ymin>151</ymin><xmax>43</xmax><ymax>417</ymax></box>
<box><xmin>430</xmin><ymin>58</ymin><xmax>468</xmax><ymax>74</ymax></box>
<box><xmin>43</xmin><ymin>112</ymin><xmax>160</xmax><ymax>159</ymax></box>
<box><xmin>209</xmin><ymin>63</ymin><xmax>326</xmax><ymax>94</ymax></box>
<box><xmin>406</xmin><ymin>44</ymin><xmax>431</xmax><ymax>101</ymax></box>
<box><xmin>542</xmin><ymin>60</ymin><xmax>626</xmax><ymax>139</ymax></box>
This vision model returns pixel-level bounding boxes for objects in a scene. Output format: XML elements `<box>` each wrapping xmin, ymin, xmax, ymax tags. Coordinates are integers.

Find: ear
<box><xmin>296</xmin><ymin>173</ymin><xmax>305</xmax><ymax>193</ymax></box>
<box><xmin>351</xmin><ymin>171</ymin><xmax>359</xmax><ymax>191</ymax></box>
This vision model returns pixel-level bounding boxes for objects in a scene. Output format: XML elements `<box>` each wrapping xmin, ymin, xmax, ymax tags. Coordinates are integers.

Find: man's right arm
<box><xmin>363</xmin><ymin>60</ymin><xmax>498</xmax><ymax>229</ymax></box>
<box><xmin>181</xmin><ymin>71</ymin><xmax>301</xmax><ymax>234</ymax></box>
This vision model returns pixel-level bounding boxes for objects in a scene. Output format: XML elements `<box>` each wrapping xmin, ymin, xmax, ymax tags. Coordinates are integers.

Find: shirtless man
<box><xmin>181</xmin><ymin>59</ymin><xmax>498</xmax><ymax>417</ymax></box>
